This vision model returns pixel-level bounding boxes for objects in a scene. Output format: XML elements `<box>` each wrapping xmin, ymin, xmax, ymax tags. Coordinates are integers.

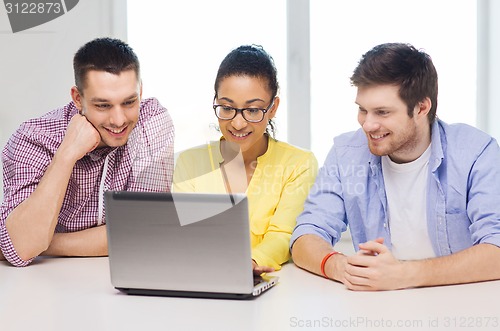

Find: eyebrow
<box><xmin>355</xmin><ymin>102</ymin><xmax>391</xmax><ymax>111</ymax></box>
<box><xmin>90</xmin><ymin>93</ymin><xmax>138</xmax><ymax>103</ymax></box>
<box><xmin>218</xmin><ymin>97</ymin><xmax>266</xmax><ymax>105</ymax></box>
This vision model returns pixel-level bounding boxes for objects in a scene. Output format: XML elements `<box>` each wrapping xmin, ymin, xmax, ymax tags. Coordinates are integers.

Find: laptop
<box><xmin>104</xmin><ymin>191</ymin><xmax>279</xmax><ymax>299</ymax></box>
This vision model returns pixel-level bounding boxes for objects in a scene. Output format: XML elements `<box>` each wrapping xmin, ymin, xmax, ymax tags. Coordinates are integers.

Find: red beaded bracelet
<box><xmin>320</xmin><ymin>251</ymin><xmax>341</xmax><ymax>279</ymax></box>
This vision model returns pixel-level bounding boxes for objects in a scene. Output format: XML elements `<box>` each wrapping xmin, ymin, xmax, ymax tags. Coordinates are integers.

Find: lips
<box><xmin>229</xmin><ymin>130</ymin><xmax>251</xmax><ymax>139</ymax></box>
<box><xmin>106</xmin><ymin>126</ymin><xmax>127</xmax><ymax>137</ymax></box>
<box><xmin>370</xmin><ymin>132</ymin><xmax>389</xmax><ymax>140</ymax></box>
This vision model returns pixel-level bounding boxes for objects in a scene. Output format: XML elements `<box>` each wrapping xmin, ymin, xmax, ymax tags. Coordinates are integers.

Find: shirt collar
<box><xmin>366</xmin><ymin>121</ymin><xmax>443</xmax><ymax>174</ymax></box>
<box><xmin>87</xmin><ymin>146</ymin><xmax>118</xmax><ymax>161</ymax></box>
<box><xmin>429</xmin><ymin>119</ymin><xmax>444</xmax><ymax>172</ymax></box>
<box><xmin>217</xmin><ymin>134</ymin><xmax>273</xmax><ymax>163</ymax></box>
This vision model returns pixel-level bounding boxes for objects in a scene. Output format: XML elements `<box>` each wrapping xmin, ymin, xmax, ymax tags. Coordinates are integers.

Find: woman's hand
<box><xmin>252</xmin><ymin>260</ymin><xmax>274</xmax><ymax>275</ymax></box>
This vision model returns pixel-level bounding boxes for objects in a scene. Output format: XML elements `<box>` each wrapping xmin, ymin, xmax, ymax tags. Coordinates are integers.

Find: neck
<box><xmin>242</xmin><ymin>134</ymin><xmax>269</xmax><ymax>166</ymax></box>
<box><xmin>390</xmin><ymin>122</ymin><xmax>431</xmax><ymax>164</ymax></box>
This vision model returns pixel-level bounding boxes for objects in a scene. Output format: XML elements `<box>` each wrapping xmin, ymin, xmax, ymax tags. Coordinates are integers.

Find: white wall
<box><xmin>127</xmin><ymin>0</ymin><xmax>287</xmax><ymax>156</ymax></box>
<box><xmin>0</xmin><ymin>0</ymin><xmax>126</xmax><ymax>200</ymax></box>
<box><xmin>1</xmin><ymin>1</ymin><xmax>500</xmax><ymax>201</ymax></box>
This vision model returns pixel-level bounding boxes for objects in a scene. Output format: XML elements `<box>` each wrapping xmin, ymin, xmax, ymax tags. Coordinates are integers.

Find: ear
<box><xmin>267</xmin><ymin>96</ymin><xmax>280</xmax><ymax>120</ymax></box>
<box><xmin>416</xmin><ymin>97</ymin><xmax>431</xmax><ymax>119</ymax></box>
<box><xmin>70</xmin><ymin>86</ymin><xmax>83</xmax><ymax>111</ymax></box>
<box><xmin>139</xmin><ymin>79</ymin><xmax>143</xmax><ymax>100</ymax></box>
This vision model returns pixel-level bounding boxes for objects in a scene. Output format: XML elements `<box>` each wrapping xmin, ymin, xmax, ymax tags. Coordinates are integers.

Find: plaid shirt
<box><xmin>1</xmin><ymin>97</ymin><xmax>174</xmax><ymax>266</ymax></box>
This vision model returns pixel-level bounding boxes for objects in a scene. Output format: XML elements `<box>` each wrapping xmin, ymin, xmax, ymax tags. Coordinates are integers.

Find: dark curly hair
<box><xmin>214</xmin><ymin>45</ymin><xmax>279</xmax><ymax>137</ymax></box>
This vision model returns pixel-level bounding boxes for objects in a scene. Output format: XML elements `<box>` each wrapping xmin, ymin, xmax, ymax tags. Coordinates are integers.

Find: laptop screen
<box><xmin>105</xmin><ymin>191</ymin><xmax>260</xmax><ymax>297</ymax></box>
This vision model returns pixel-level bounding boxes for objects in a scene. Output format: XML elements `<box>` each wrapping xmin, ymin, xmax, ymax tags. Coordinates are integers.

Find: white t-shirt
<box><xmin>381</xmin><ymin>144</ymin><xmax>436</xmax><ymax>260</ymax></box>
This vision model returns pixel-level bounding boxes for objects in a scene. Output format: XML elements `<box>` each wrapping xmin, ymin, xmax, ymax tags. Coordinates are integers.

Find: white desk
<box><xmin>1</xmin><ymin>256</ymin><xmax>499</xmax><ymax>331</ymax></box>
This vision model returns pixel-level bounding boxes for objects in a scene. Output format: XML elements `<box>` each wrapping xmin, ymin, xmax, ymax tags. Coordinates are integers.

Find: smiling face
<box><xmin>71</xmin><ymin>69</ymin><xmax>142</xmax><ymax>149</ymax></box>
<box><xmin>215</xmin><ymin>75</ymin><xmax>278</xmax><ymax>160</ymax></box>
<box><xmin>356</xmin><ymin>84</ymin><xmax>431</xmax><ymax>163</ymax></box>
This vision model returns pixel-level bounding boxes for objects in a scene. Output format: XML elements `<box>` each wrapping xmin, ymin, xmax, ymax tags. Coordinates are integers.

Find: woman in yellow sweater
<box><xmin>173</xmin><ymin>45</ymin><xmax>317</xmax><ymax>273</ymax></box>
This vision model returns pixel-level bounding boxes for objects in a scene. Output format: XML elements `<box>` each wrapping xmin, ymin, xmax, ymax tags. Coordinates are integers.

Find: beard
<box><xmin>367</xmin><ymin>121</ymin><xmax>420</xmax><ymax>161</ymax></box>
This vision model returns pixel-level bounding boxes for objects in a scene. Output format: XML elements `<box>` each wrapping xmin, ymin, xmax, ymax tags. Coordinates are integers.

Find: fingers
<box><xmin>358</xmin><ymin>239</ymin><xmax>388</xmax><ymax>255</ymax></box>
<box><xmin>344</xmin><ymin>259</ymin><xmax>381</xmax><ymax>291</ymax></box>
<box><xmin>343</xmin><ymin>277</ymin><xmax>376</xmax><ymax>291</ymax></box>
<box><xmin>342</xmin><ymin>240</ymin><xmax>402</xmax><ymax>291</ymax></box>
<box><xmin>62</xmin><ymin>113</ymin><xmax>101</xmax><ymax>159</ymax></box>
<box><xmin>262</xmin><ymin>266</ymin><xmax>275</xmax><ymax>273</ymax></box>
<box><xmin>348</xmin><ymin>240</ymin><xmax>388</xmax><ymax>267</ymax></box>
<box><xmin>253</xmin><ymin>266</ymin><xmax>275</xmax><ymax>275</ymax></box>
<box><xmin>252</xmin><ymin>260</ymin><xmax>275</xmax><ymax>275</ymax></box>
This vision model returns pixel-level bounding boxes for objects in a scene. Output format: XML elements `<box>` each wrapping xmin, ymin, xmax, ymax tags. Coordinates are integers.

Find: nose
<box><xmin>359</xmin><ymin>112</ymin><xmax>380</xmax><ymax>132</ymax></box>
<box><xmin>231</xmin><ymin>112</ymin><xmax>247</xmax><ymax>130</ymax></box>
<box><xmin>109</xmin><ymin>107</ymin><xmax>127</xmax><ymax>127</ymax></box>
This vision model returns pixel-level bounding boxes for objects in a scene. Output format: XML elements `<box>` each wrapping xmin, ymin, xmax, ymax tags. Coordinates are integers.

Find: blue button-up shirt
<box><xmin>291</xmin><ymin>119</ymin><xmax>500</xmax><ymax>256</ymax></box>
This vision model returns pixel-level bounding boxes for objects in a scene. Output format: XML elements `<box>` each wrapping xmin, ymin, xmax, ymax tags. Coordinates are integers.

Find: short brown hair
<box><xmin>350</xmin><ymin>43</ymin><xmax>438</xmax><ymax>123</ymax></box>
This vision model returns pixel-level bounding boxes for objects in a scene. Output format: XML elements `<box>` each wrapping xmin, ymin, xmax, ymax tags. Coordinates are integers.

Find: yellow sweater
<box><xmin>173</xmin><ymin>137</ymin><xmax>318</xmax><ymax>270</ymax></box>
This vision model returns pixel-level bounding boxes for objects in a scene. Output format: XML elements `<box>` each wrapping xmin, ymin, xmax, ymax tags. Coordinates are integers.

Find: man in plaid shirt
<box><xmin>0</xmin><ymin>38</ymin><xmax>174</xmax><ymax>267</ymax></box>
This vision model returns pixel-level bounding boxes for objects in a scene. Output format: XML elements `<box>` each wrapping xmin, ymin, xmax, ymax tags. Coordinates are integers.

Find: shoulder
<box><xmin>139</xmin><ymin>97</ymin><xmax>169</xmax><ymax>117</ymax></box>
<box><xmin>333</xmin><ymin>128</ymin><xmax>367</xmax><ymax>148</ymax></box>
<box><xmin>177</xmin><ymin>141</ymin><xmax>221</xmax><ymax>164</ymax></box>
<box><xmin>2</xmin><ymin>102</ymin><xmax>76</xmax><ymax>164</ymax></box>
<box><xmin>437</xmin><ymin>120</ymin><xmax>496</xmax><ymax>153</ymax></box>
<box><xmin>269</xmin><ymin>139</ymin><xmax>317</xmax><ymax>165</ymax></box>
<box><xmin>175</xmin><ymin>141</ymin><xmax>221</xmax><ymax>177</ymax></box>
<box><xmin>178</xmin><ymin>142</ymin><xmax>216</xmax><ymax>158</ymax></box>
<box><xmin>438</xmin><ymin>120</ymin><xmax>492</xmax><ymax>144</ymax></box>
<box><xmin>326</xmin><ymin>128</ymin><xmax>371</xmax><ymax>162</ymax></box>
<box><xmin>136</xmin><ymin>97</ymin><xmax>174</xmax><ymax>135</ymax></box>
<box><xmin>9</xmin><ymin>102</ymin><xmax>76</xmax><ymax>147</ymax></box>
<box><xmin>23</xmin><ymin>102</ymin><xmax>75</xmax><ymax>132</ymax></box>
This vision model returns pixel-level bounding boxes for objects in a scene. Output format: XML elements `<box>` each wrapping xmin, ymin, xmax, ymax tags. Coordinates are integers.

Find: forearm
<box><xmin>408</xmin><ymin>243</ymin><xmax>500</xmax><ymax>287</ymax></box>
<box><xmin>42</xmin><ymin>225</ymin><xmax>108</xmax><ymax>257</ymax></box>
<box><xmin>6</xmin><ymin>152</ymin><xmax>77</xmax><ymax>260</ymax></box>
<box><xmin>292</xmin><ymin>234</ymin><xmax>346</xmax><ymax>281</ymax></box>
<box><xmin>252</xmin><ymin>232</ymin><xmax>291</xmax><ymax>270</ymax></box>
<box><xmin>261</xmin><ymin>155</ymin><xmax>318</xmax><ymax>269</ymax></box>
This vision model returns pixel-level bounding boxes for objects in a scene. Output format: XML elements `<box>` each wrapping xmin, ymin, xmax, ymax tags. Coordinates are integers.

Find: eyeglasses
<box><xmin>213</xmin><ymin>99</ymin><xmax>275</xmax><ymax>123</ymax></box>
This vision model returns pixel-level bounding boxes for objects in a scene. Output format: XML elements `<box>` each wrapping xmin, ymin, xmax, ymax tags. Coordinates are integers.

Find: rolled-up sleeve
<box><xmin>290</xmin><ymin>144</ymin><xmax>348</xmax><ymax>250</ymax></box>
<box><xmin>1</xmin><ymin>128</ymin><xmax>48</xmax><ymax>267</ymax></box>
<box><xmin>467</xmin><ymin>138</ymin><xmax>500</xmax><ymax>248</ymax></box>
<box><xmin>0</xmin><ymin>226</ymin><xmax>33</xmax><ymax>267</ymax></box>
<box><xmin>252</xmin><ymin>151</ymin><xmax>318</xmax><ymax>270</ymax></box>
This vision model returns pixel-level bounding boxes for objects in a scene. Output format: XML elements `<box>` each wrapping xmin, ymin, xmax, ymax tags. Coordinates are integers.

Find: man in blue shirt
<box><xmin>291</xmin><ymin>43</ymin><xmax>500</xmax><ymax>291</ymax></box>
